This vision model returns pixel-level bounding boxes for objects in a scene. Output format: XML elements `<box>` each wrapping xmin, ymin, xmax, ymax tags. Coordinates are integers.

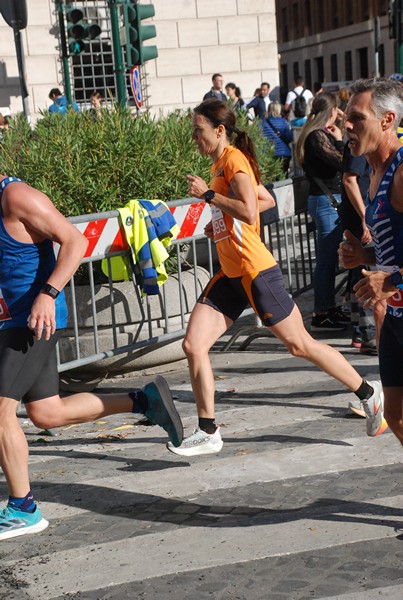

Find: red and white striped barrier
<box><xmin>70</xmin><ymin>201</ymin><xmax>211</xmax><ymax>259</ymax></box>
<box><xmin>74</xmin><ymin>218</ymin><xmax>127</xmax><ymax>259</ymax></box>
<box><xmin>170</xmin><ymin>201</ymin><xmax>211</xmax><ymax>239</ymax></box>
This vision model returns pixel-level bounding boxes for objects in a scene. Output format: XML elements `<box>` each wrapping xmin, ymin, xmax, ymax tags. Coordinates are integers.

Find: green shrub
<box><xmin>0</xmin><ymin>108</ymin><xmax>284</xmax><ymax>216</ymax></box>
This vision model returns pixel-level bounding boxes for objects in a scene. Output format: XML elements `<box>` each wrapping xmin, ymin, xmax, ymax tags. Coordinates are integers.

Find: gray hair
<box><xmin>350</xmin><ymin>78</ymin><xmax>403</xmax><ymax>129</ymax></box>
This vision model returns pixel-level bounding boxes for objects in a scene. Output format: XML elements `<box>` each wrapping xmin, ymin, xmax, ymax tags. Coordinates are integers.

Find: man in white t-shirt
<box><xmin>284</xmin><ymin>76</ymin><xmax>313</xmax><ymax>126</ymax></box>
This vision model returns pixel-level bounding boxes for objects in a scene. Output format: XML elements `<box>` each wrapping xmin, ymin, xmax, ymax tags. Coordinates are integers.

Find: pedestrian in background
<box><xmin>338</xmin><ymin>87</ymin><xmax>351</xmax><ymax>112</ymax></box>
<box><xmin>225</xmin><ymin>83</ymin><xmax>245</xmax><ymax>112</ymax></box>
<box><xmin>0</xmin><ymin>113</ymin><xmax>10</xmax><ymax>141</ymax></box>
<box><xmin>48</xmin><ymin>88</ymin><xmax>79</xmax><ymax>114</ymax></box>
<box><xmin>295</xmin><ymin>91</ymin><xmax>347</xmax><ymax>331</ymax></box>
<box><xmin>261</xmin><ymin>101</ymin><xmax>293</xmax><ymax>175</ymax></box>
<box><xmin>203</xmin><ymin>74</ymin><xmax>227</xmax><ymax>102</ymax></box>
<box><xmin>339</xmin><ymin>144</ymin><xmax>377</xmax><ymax>353</ymax></box>
<box><xmin>245</xmin><ymin>85</ymin><xmax>266</xmax><ymax>119</ymax></box>
<box><xmin>284</xmin><ymin>76</ymin><xmax>313</xmax><ymax>126</ymax></box>
<box><xmin>89</xmin><ymin>91</ymin><xmax>104</xmax><ymax>118</ymax></box>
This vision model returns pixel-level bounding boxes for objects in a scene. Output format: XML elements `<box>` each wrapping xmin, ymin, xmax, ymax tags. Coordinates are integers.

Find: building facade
<box><xmin>0</xmin><ymin>0</ymin><xmax>279</xmax><ymax>120</ymax></box>
<box><xmin>275</xmin><ymin>0</ymin><xmax>395</xmax><ymax>99</ymax></box>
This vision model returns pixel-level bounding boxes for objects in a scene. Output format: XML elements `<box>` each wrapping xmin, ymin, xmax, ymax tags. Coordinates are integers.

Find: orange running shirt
<box><xmin>209</xmin><ymin>145</ymin><xmax>276</xmax><ymax>277</ymax></box>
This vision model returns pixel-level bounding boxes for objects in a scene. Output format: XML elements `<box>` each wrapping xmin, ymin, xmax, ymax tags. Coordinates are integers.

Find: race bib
<box><xmin>0</xmin><ymin>289</ymin><xmax>11</xmax><ymax>322</ymax></box>
<box><xmin>211</xmin><ymin>205</ymin><xmax>230</xmax><ymax>243</ymax></box>
<box><xmin>387</xmin><ymin>288</ymin><xmax>403</xmax><ymax>317</ymax></box>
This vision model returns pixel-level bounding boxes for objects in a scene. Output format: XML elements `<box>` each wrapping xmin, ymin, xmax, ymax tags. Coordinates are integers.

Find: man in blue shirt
<box><xmin>48</xmin><ymin>88</ymin><xmax>80</xmax><ymax>114</ymax></box>
<box><xmin>0</xmin><ymin>175</ymin><xmax>183</xmax><ymax>540</ymax></box>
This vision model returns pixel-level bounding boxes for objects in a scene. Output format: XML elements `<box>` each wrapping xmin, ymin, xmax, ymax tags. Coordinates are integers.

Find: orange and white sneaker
<box><xmin>361</xmin><ymin>380</ymin><xmax>388</xmax><ymax>437</ymax></box>
<box><xmin>348</xmin><ymin>399</ymin><xmax>366</xmax><ymax>418</ymax></box>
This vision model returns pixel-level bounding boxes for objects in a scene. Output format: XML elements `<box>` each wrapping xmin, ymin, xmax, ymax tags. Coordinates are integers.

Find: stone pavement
<box><xmin>1</xmin><ymin>293</ymin><xmax>403</xmax><ymax>600</ymax></box>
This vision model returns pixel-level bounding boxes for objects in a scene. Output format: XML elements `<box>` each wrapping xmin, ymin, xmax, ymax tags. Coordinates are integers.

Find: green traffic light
<box><xmin>69</xmin><ymin>39</ymin><xmax>85</xmax><ymax>55</ymax></box>
<box><xmin>65</xmin><ymin>5</ymin><xmax>101</xmax><ymax>55</ymax></box>
<box><xmin>123</xmin><ymin>1</ymin><xmax>158</xmax><ymax>67</ymax></box>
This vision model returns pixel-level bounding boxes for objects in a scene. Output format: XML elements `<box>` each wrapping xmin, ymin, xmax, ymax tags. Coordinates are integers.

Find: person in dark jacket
<box><xmin>203</xmin><ymin>74</ymin><xmax>227</xmax><ymax>102</ymax></box>
<box><xmin>245</xmin><ymin>89</ymin><xmax>266</xmax><ymax>119</ymax></box>
<box><xmin>261</xmin><ymin>101</ymin><xmax>293</xmax><ymax>174</ymax></box>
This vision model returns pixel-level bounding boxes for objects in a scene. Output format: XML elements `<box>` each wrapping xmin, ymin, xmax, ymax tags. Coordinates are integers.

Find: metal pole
<box><xmin>13</xmin><ymin>29</ymin><xmax>30</xmax><ymax>122</ymax></box>
<box><xmin>398</xmin><ymin>0</ymin><xmax>403</xmax><ymax>73</ymax></box>
<box><xmin>56</xmin><ymin>1</ymin><xmax>73</xmax><ymax>106</ymax></box>
<box><xmin>108</xmin><ymin>0</ymin><xmax>127</xmax><ymax>107</ymax></box>
<box><xmin>374</xmin><ymin>17</ymin><xmax>380</xmax><ymax>78</ymax></box>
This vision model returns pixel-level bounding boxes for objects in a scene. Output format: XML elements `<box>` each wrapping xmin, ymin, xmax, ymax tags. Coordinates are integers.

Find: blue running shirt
<box><xmin>0</xmin><ymin>177</ymin><xmax>68</xmax><ymax>330</ymax></box>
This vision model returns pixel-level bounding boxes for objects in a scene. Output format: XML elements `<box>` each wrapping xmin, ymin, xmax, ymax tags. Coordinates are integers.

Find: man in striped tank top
<box><xmin>339</xmin><ymin>78</ymin><xmax>403</xmax><ymax>446</ymax></box>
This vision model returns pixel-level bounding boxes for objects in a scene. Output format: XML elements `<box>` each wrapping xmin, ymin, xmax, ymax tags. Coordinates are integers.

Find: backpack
<box><xmin>293</xmin><ymin>89</ymin><xmax>307</xmax><ymax>118</ymax></box>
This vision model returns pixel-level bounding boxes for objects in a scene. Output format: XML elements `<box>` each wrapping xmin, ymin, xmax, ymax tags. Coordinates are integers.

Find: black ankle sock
<box><xmin>129</xmin><ymin>390</ymin><xmax>148</xmax><ymax>414</ymax></box>
<box><xmin>354</xmin><ymin>380</ymin><xmax>373</xmax><ymax>401</ymax></box>
<box><xmin>198</xmin><ymin>417</ymin><xmax>217</xmax><ymax>434</ymax></box>
<box><xmin>8</xmin><ymin>490</ymin><xmax>35</xmax><ymax>513</ymax></box>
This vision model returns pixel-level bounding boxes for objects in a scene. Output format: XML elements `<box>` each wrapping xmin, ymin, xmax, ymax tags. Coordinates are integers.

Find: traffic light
<box><xmin>123</xmin><ymin>1</ymin><xmax>158</xmax><ymax>67</ymax></box>
<box><xmin>66</xmin><ymin>6</ymin><xmax>102</xmax><ymax>55</ymax></box>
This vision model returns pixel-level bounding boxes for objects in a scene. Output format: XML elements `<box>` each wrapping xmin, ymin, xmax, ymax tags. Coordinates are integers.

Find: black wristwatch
<box><xmin>41</xmin><ymin>283</ymin><xmax>60</xmax><ymax>299</ymax></box>
<box><xmin>390</xmin><ymin>269</ymin><xmax>403</xmax><ymax>290</ymax></box>
<box><xmin>204</xmin><ymin>189</ymin><xmax>216</xmax><ymax>204</ymax></box>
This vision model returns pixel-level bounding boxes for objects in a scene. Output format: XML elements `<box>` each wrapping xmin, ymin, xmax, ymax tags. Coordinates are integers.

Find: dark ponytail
<box><xmin>232</xmin><ymin>129</ymin><xmax>262</xmax><ymax>184</ymax></box>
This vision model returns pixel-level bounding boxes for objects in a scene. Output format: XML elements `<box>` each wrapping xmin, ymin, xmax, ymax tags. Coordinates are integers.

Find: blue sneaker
<box><xmin>0</xmin><ymin>505</ymin><xmax>49</xmax><ymax>540</ymax></box>
<box><xmin>143</xmin><ymin>375</ymin><xmax>184</xmax><ymax>447</ymax></box>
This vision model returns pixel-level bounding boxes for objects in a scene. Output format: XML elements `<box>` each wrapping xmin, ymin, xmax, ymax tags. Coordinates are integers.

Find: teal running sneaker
<box><xmin>143</xmin><ymin>375</ymin><xmax>184</xmax><ymax>447</ymax></box>
<box><xmin>0</xmin><ymin>505</ymin><xmax>49</xmax><ymax>540</ymax></box>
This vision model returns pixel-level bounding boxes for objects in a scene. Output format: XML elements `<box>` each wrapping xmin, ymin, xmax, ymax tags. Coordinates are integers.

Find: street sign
<box><xmin>130</xmin><ymin>66</ymin><xmax>142</xmax><ymax>108</ymax></box>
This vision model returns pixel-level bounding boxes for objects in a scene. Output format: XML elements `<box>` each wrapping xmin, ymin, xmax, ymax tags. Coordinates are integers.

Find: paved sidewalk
<box><xmin>1</xmin><ymin>291</ymin><xmax>402</xmax><ymax>600</ymax></box>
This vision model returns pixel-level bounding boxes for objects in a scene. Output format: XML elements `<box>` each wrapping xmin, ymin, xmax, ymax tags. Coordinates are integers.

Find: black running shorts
<box><xmin>0</xmin><ymin>328</ymin><xmax>61</xmax><ymax>402</ymax></box>
<box><xmin>378</xmin><ymin>313</ymin><xmax>403</xmax><ymax>387</ymax></box>
<box><xmin>198</xmin><ymin>264</ymin><xmax>295</xmax><ymax>326</ymax></box>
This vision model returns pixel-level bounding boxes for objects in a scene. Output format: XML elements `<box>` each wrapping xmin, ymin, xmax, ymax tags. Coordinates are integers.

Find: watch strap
<box><xmin>41</xmin><ymin>283</ymin><xmax>60</xmax><ymax>299</ymax></box>
<box><xmin>204</xmin><ymin>189</ymin><xmax>215</xmax><ymax>204</ymax></box>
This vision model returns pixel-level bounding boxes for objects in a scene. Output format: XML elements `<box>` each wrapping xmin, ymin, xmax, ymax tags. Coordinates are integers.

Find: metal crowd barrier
<box><xmin>57</xmin><ymin>177</ymin><xmax>315</xmax><ymax>376</ymax></box>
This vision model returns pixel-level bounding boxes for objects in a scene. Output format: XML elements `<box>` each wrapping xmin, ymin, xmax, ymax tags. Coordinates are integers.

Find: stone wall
<box><xmin>147</xmin><ymin>0</ymin><xmax>279</xmax><ymax>115</ymax></box>
<box><xmin>0</xmin><ymin>0</ymin><xmax>278</xmax><ymax>120</ymax></box>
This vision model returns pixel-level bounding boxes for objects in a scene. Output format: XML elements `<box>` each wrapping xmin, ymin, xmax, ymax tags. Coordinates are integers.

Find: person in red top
<box><xmin>167</xmin><ymin>99</ymin><xmax>385</xmax><ymax>457</ymax></box>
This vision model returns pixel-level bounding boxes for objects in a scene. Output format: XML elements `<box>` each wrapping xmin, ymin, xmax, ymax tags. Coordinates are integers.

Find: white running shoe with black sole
<box><xmin>167</xmin><ymin>426</ymin><xmax>223</xmax><ymax>456</ymax></box>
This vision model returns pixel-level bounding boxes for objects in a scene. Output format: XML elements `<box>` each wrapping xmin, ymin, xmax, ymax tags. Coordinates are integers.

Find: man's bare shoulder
<box><xmin>4</xmin><ymin>180</ymin><xmax>49</xmax><ymax>210</ymax></box>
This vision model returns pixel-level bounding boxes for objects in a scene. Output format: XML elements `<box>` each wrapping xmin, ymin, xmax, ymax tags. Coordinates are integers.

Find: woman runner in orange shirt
<box><xmin>167</xmin><ymin>100</ymin><xmax>386</xmax><ymax>456</ymax></box>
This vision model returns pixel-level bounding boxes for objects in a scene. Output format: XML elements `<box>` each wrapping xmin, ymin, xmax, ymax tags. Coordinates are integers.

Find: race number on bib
<box><xmin>211</xmin><ymin>205</ymin><xmax>230</xmax><ymax>242</ymax></box>
<box><xmin>0</xmin><ymin>289</ymin><xmax>11</xmax><ymax>321</ymax></box>
<box><xmin>387</xmin><ymin>289</ymin><xmax>403</xmax><ymax>317</ymax></box>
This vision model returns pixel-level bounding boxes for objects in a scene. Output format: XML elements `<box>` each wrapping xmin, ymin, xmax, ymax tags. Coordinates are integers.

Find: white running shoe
<box><xmin>167</xmin><ymin>426</ymin><xmax>223</xmax><ymax>456</ymax></box>
<box><xmin>361</xmin><ymin>380</ymin><xmax>388</xmax><ymax>437</ymax></box>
